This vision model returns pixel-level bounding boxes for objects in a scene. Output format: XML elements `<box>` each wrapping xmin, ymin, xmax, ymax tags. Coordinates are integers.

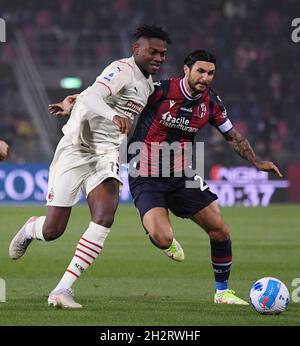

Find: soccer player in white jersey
<box><xmin>0</xmin><ymin>140</ymin><xmax>9</xmax><ymax>161</ymax></box>
<box><xmin>9</xmin><ymin>25</ymin><xmax>172</xmax><ymax>308</ymax></box>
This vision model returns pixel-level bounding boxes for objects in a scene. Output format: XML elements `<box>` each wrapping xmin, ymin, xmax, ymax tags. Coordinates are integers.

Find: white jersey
<box><xmin>62</xmin><ymin>56</ymin><xmax>154</xmax><ymax>153</ymax></box>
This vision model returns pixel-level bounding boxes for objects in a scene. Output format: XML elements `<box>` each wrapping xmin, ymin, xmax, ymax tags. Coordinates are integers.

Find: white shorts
<box><xmin>46</xmin><ymin>136</ymin><xmax>121</xmax><ymax>207</ymax></box>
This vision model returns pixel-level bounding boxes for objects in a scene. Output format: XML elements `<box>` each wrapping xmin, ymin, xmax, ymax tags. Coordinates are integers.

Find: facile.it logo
<box><xmin>0</xmin><ymin>17</ymin><xmax>6</xmax><ymax>42</ymax></box>
<box><xmin>291</xmin><ymin>18</ymin><xmax>300</xmax><ymax>43</ymax></box>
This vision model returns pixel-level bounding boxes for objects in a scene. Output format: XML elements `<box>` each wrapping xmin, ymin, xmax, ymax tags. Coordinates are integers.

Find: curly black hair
<box><xmin>133</xmin><ymin>24</ymin><xmax>172</xmax><ymax>44</ymax></box>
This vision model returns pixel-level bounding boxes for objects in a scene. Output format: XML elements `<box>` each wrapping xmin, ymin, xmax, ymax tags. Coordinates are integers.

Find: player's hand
<box><xmin>48</xmin><ymin>94</ymin><xmax>78</xmax><ymax>116</ymax></box>
<box><xmin>112</xmin><ymin>115</ymin><xmax>133</xmax><ymax>135</ymax></box>
<box><xmin>0</xmin><ymin>140</ymin><xmax>9</xmax><ymax>161</ymax></box>
<box><xmin>254</xmin><ymin>160</ymin><xmax>283</xmax><ymax>178</ymax></box>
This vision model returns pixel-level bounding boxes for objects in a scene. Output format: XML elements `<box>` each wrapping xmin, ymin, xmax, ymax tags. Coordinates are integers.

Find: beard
<box><xmin>188</xmin><ymin>77</ymin><xmax>207</xmax><ymax>94</ymax></box>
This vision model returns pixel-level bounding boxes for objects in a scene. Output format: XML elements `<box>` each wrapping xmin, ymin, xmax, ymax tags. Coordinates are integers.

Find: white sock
<box><xmin>53</xmin><ymin>222</ymin><xmax>110</xmax><ymax>291</ymax></box>
<box><xmin>216</xmin><ymin>289</ymin><xmax>228</xmax><ymax>294</ymax></box>
<box><xmin>25</xmin><ymin>216</ymin><xmax>46</xmax><ymax>240</ymax></box>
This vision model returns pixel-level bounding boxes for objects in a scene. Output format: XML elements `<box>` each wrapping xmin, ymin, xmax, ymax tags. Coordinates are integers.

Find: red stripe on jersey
<box><xmin>66</xmin><ymin>269</ymin><xmax>79</xmax><ymax>278</ymax></box>
<box><xmin>81</xmin><ymin>237</ymin><xmax>103</xmax><ymax>249</ymax></box>
<box><xmin>78</xmin><ymin>242</ymin><xmax>100</xmax><ymax>255</ymax></box>
<box><xmin>212</xmin><ymin>256</ymin><xmax>232</xmax><ymax>263</ymax></box>
<box><xmin>97</xmin><ymin>81</ymin><xmax>112</xmax><ymax>96</ymax></box>
<box><xmin>76</xmin><ymin>247</ymin><xmax>97</xmax><ymax>260</ymax></box>
<box><xmin>117</xmin><ymin>60</ymin><xmax>133</xmax><ymax>69</ymax></box>
<box><xmin>75</xmin><ymin>254</ymin><xmax>92</xmax><ymax>266</ymax></box>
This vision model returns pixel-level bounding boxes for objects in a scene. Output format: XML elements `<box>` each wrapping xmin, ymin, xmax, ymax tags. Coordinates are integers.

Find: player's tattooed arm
<box><xmin>223</xmin><ymin>128</ymin><xmax>283</xmax><ymax>177</ymax></box>
<box><xmin>48</xmin><ymin>94</ymin><xmax>78</xmax><ymax>116</ymax></box>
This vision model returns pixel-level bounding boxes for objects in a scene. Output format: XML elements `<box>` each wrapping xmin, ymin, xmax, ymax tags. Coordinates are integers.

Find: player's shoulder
<box><xmin>153</xmin><ymin>79</ymin><xmax>167</xmax><ymax>86</ymax></box>
<box><xmin>98</xmin><ymin>57</ymin><xmax>134</xmax><ymax>83</ymax></box>
<box><xmin>153</xmin><ymin>78</ymin><xmax>179</xmax><ymax>90</ymax></box>
<box><xmin>108</xmin><ymin>57</ymin><xmax>135</xmax><ymax>72</ymax></box>
<box><xmin>208</xmin><ymin>87</ymin><xmax>224</xmax><ymax>104</ymax></box>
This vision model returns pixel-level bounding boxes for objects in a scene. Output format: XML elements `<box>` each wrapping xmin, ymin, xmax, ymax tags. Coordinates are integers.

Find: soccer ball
<box><xmin>249</xmin><ymin>277</ymin><xmax>290</xmax><ymax>314</ymax></box>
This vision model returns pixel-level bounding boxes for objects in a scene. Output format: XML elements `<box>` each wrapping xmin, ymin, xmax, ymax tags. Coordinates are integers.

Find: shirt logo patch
<box><xmin>200</xmin><ymin>103</ymin><xmax>206</xmax><ymax>118</ymax></box>
<box><xmin>103</xmin><ymin>69</ymin><xmax>119</xmax><ymax>82</ymax></box>
<box><xmin>169</xmin><ymin>100</ymin><xmax>176</xmax><ymax>108</ymax></box>
<box><xmin>48</xmin><ymin>188</ymin><xmax>54</xmax><ymax>202</ymax></box>
<box><xmin>180</xmin><ymin>106</ymin><xmax>193</xmax><ymax>113</ymax></box>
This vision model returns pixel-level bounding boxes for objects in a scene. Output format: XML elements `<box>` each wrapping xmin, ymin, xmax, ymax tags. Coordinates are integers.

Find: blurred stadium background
<box><xmin>0</xmin><ymin>0</ymin><xmax>299</xmax><ymax>326</ymax></box>
<box><xmin>1</xmin><ymin>0</ymin><xmax>299</xmax><ymax>205</ymax></box>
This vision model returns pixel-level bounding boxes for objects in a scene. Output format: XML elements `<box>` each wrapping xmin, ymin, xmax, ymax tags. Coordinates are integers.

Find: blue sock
<box><xmin>215</xmin><ymin>280</ymin><xmax>228</xmax><ymax>291</ymax></box>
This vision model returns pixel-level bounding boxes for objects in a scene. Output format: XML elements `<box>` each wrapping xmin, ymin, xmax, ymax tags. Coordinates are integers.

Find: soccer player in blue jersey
<box><xmin>49</xmin><ymin>49</ymin><xmax>282</xmax><ymax>305</ymax></box>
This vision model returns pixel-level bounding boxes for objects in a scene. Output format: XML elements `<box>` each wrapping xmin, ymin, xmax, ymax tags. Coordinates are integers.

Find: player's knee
<box><xmin>220</xmin><ymin>223</ymin><xmax>230</xmax><ymax>240</ymax></box>
<box><xmin>209</xmin><ymin>223</ymin><xmax>230</xmax><ymax>242</ymax></box>
<box><xmin>92</xmin><ymin>213</ymin><xmax>115</xmax><ymax>228</ymax></box>
<box><xmin>43</xmin><ymin>224</ymin><xmax>66</xmax><ymax>241</ymax></box>
<box><xmin>149</xmin><ymin>230</ymin><xmax>173</xmax><ymax>249</ymax></box>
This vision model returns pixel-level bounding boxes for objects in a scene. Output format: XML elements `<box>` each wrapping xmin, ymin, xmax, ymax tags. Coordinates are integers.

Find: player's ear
<box><xmin>132</xmin><ymin>42</ymin><xmax>140</xmax><ymax>56</ymax></box>
<box><xmin>183</xmin><ymin>64</ymin><xmax>190</xmax><ymax>76</ymax></box>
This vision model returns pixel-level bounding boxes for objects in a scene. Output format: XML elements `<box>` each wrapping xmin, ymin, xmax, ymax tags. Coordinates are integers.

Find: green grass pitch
<box><xmin>0</xmin><ymin>204</ymin><xmax>299</xmax><ymax>326</ymax></box>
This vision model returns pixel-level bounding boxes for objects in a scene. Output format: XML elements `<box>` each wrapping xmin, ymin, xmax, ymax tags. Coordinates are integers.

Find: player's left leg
<box><xmin>129</xmin><ymin>175</ymin><xmax>184</xmax><ymax>262</ymax></box>
<box><xmin>191</xmin><ymin>201</ymin><xmax>248</xmax><ymax>305</ymax></box>
<box><xmin>142</xmin><ymin>207</ymin><xmax>184</xmax><ymax>261</ymax></box>
<box><xmin>48</xmin><ymin>178</ymin><xmax>120</xmax><ymax>308</ymax></box>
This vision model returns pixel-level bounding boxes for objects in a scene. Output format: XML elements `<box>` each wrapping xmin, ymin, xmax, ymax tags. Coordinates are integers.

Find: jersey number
<box><xmin>194</xmin><ymin>175</ymin><xmax>209</xmax><ymax>191</ymax></box>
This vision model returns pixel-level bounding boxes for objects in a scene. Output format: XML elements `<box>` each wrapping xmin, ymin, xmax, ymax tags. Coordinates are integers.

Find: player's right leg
<box><xmin>9</xmin><ymin>206</ymin><xmax>72</xmax><ymax>260</ymax></box>
<box><xmin>9</xmin><ymin>136</ymin><xmax>81</xmax><ymax>260</ymax></box>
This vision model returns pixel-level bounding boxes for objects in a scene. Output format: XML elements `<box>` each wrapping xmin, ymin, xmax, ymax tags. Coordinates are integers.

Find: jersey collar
<box><xmin>180</xmin><ymin>78</ymin><xmax>203</xmax><ymax>100</ymax></box>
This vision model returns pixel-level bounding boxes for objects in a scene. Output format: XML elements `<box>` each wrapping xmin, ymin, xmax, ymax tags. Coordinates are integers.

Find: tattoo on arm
<box><xmin>224</xmin><ymin>128</ymin><xmax>257</xmax><ymax>164</ymax></box>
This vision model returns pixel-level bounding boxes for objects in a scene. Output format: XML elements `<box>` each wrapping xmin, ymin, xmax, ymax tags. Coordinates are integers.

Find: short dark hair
<box><xmin>184</xmin><ymin>49</ymin><xmax>216</xmax><ymax>68</ymax></box>
<box><xmin>133</xmin><ymin>25</ymin><xmax>172</xmax><ymax>44</ymax></box>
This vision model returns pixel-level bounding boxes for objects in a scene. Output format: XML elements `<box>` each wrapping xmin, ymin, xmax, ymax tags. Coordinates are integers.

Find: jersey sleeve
<box><xmin>209</xmin><ymin>94</ymin><xmax>233</xmax><ymax>133</ymax></box>
<box><xmin>79</xmin><ymin>61</ymin><xmax>132</xmax><ymax>121</ymax></box>
<box><xmin>95</xmin><ymin>61</ymin><xmax>132</xmax><ymax>96</ymax></box>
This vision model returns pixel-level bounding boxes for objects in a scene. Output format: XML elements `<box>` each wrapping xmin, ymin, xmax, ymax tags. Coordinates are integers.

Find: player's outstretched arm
<box><xmin>48</xmin><ymin>94</ymin><xmax>78</xmax><ymax>116</ymax></box>
<box><xmin>48</xmin><ymin>93</ymin><xmax>132</xmax><ymax>134</ymax></box>
<box><xmin>223</xmin><ymin>128</ymin><xmax>283</xmax><ymax>178</ymax></box>
<box><xmin>0</xmin><ymin>140</ymin><xmax>9</xmax><ymax>161</ymax></box>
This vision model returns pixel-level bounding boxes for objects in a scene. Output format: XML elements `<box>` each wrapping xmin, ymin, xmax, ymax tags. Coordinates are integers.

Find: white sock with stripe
<box><xmin>53</xmin><ymin>222</ymin><xmax>110</xmax><ymax>291</ymax></box>
<box><xmin>25</xmin><ymin>216</ymin><xmax>46</xmax><ymax>240</ymax></box>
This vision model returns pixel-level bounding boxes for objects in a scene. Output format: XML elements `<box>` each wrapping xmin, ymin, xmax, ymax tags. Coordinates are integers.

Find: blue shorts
<box><xmin>129</xmin><ymin>175</ymin><xmax>218</xmax><ymax>219</ymax></box>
